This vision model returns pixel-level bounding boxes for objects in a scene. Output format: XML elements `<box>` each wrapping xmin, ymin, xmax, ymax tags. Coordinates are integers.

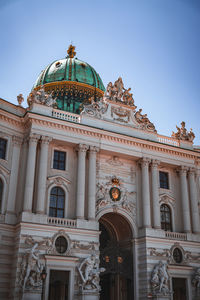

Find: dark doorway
<box><xmin>99</xmin><ymin>213</ymin><xmax>134</xmax><ymax>300</ymax></box>
<box><xmin>48</xmin><ymin>270</ymin><xmax>69</xmax><ymax>300</ymax></box>
<box><xmin>172</xmin><ymin>278</ymin><xmax>187</xmax><ymax>300</ymax></box>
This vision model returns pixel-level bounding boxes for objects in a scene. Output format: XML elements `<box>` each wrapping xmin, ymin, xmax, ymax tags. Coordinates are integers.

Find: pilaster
<box><xmin>88</xmin><ymin>146</ymin><xmax>99</xmax><ymax>220</ymax></box>
<box><xmin>140</xmin><ymin>157</ymin><xmax>151</xmax><ymax>228</ymax></box>
<box><xmin>151</xmin><ymin>159</ymin><xmax>161</xmax><ymax>229</ymax></box>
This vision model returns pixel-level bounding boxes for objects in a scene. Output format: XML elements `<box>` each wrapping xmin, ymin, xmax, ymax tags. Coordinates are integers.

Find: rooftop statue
<box><xmin>17</xmin><ymin>93</ymin><xmax>24</xmax><ymax>106</ymax></box>
<box><xmin>172</xmin><ymin>121</ymin><xmax>195</xmax><ymax>142</ymax></box>
<box><xmin>27</xmin><ymin>87</ymin><xmax>57</xmax><ymax>108</ymax></box>
<box><xmin>135</xmin><ymin>108</ymin><xmax>156</xmax><ymax>131</ymax></box>
<box><xmin>104</xmin><ymin>77</ymin><xmax>137</xmax><ymax>109</ymax></box>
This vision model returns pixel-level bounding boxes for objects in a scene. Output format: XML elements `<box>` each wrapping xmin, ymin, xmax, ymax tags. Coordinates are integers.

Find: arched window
<box><xmin>160</xmin><ymin>204</ymin><xmax>172</xmax><ymax>231</ymax></box>
<box><xmin>0</xmin><ymin>179</ymin><xmax>3</xmax><ymax>213</ymax></box>
<box><xmin>49</xmin><ymin>187</ymin><xmax>65</xmax><ymax>218</ymax></box>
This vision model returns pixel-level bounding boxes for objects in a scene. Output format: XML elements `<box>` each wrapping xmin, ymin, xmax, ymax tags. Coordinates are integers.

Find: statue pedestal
<box><xmin>22</xmin><ymin>290</ymin><xmax>42</xmax><ymax>300</ymax></box>
<box><xmin>152</xmin><ymin>293</ymin><xmax>171</xmax><ymax>300</ymax></box>
<box><xmin>80</xmin><ymin>289</ymin><xmax>99</xmax><ymax>300</ymax></box>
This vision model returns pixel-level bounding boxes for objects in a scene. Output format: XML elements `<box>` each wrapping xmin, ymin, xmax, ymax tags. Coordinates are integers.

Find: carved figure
<box><xmin>78</xmin><ymin>254</ymin><xmax>105</xmax><ymax>290</ymax></box>
<box><xmin>172</xmin><ymin>121</ymin><xmax>195</xmax><ymax>142</ymax></box>
<box><xmin>17</xmin><ymin>94</ymin><xmax>24</xmax><ymax>106</ymax></box>
<box><xmin>151</xmin><ymin>261</ymin><xmax>169</xmax><ymax>295</ymax></box>
<box><xmin>105</xmin><ymin>82</ymin><xmax>113</xmax><ymax>98</ymax></box>
<box><xmin>104</xmin><ymin>77</ymin><xmax>137</xmax><ymax>108</ymax></box>
<box><xmin>21</xmin><ymin>242</ymin><xmax>43</xmax><ymax>291</ymax></box>
<box><xmin>135</xmin><ymin>109</ymin><xmax>156</xmax><ymax>131</ymax></box>
<box><xmin>27</xmin><ymin>87</ymin><xmax>57</xmax><ymax>107</ymax></box>
<box><xmin>192</xmin><ymin>268</ymin><xmax>200</xmax><ymax>288</ymax></box>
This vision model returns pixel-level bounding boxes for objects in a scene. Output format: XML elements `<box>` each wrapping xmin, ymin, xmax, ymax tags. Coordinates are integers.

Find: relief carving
<box><xmin>134</xmin><ymin>108</ymin><xmax>156</xmax><ymax>132</ymax></box>
<box><xmin>27</xmin><ymin>87</ymin><xmax>57</xmax><ymax>108</ymax></box>
<box><xmin>81</xmin><ymin>97</ymin><xmax>108</xmax><ymax>118</ymax></box>
<box><xmin>111</xmin><ymin>106</ymin><xmax>130</xmax><ymax>123</ymax></box>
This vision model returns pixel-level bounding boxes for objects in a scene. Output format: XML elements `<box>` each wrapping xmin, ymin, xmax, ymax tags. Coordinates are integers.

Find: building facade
<box><xmin>0</xmin><ymin>46</ymin><xmax>200</xmax><ymax>300</ymax></box>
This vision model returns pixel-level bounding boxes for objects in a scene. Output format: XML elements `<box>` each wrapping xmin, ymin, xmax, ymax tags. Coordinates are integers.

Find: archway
<box><xmin>99</xmin><ymin>213</ymin><xmax>134</xmax><ymax>300</ymax></box>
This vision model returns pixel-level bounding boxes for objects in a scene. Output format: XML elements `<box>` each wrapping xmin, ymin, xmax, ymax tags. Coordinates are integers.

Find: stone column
<box><xmin>140</xmin><ymin>158</ymin><xmax>151</xmax><ymax>228</ymax></box>
<box><xmin>188</xmin><ymin>168</ymin><xmax>200</xmax><ymax>233</ymax></box>
<box><xmin>76</xmin><ymin>144</ymin><xmax>88</xmax><ymax>219</ymax></box>
<box><xmin>36</xmin><ymin>136</ymin><xmax>52</xmax><ymax>214</ymax></box>
<box><xmin>6</xmin><ymin>136</ymin><xmax>23</xmax><ymax>215</ymax></box>
<box><xmin>179</xmin><ymin>166</ymin><xmax>191</xmax><ymax>233</ymax></box>
<box><xmin>151</xmin><ymin>160</ymin><xmax>161</xmax><ymax>229</ymax></box>
<box><xmin>23</xmin><ymin>134</ymin><xmax>39</xmax><ymax>212</ymax></box>
<box><xmin>88</xmin><ymin>146</ymin><xmax>99</xmax><ymax>220</ymax></box>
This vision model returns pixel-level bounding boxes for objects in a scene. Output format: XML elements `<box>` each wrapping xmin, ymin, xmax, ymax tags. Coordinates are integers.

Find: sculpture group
<box><xmin>78</xmin><ymin>254</ymin><xmax>105</xmax><ymax>291</ymax></box>
<box><xmin>172</xmin><ymin>121</ymin><xmax>195</xmax><ymax>142</ymax></box>
<box><xmin>151</xmin><ymin>261</ymin><xmax>170</xmax><ymax>295</ymax></box>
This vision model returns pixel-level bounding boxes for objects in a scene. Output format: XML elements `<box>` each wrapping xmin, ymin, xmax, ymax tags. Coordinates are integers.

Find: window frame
<box><xmin>51</xmin><ymin>148</ymin><xmax>67</xmax><ymax>171</ymax></box>
<box><xmin>160</xmin><ymin>203</ymin><xmax>172</xmax><ymax>231</ymax></box>
<box><xmin>159</xmin><ymin>171</ymin><xmax>169</xmax><ymax>190</ymax></box>
<box><xmin>0</xmin><ymin>137</ymin><xmax>8</xmax><ymax>161</ymax></box>
<box><xmin>49</xmin><ymin>186</ymin><xmax>65</xmax><ymax>218</ymax></box>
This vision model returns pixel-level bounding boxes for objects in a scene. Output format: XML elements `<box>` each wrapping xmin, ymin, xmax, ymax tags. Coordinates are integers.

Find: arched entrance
<box><xmin>99</xmin><ymin>213</ymin><xmax>134</xmax><ymax>300</ymax></box>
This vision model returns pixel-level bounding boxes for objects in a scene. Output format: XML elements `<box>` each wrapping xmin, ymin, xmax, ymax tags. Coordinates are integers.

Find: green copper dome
<box><xmin>33</xmin><ymin>58</ymin><xmax>105</xmax><ymax>92</ymax></box>
<box><xmin>32</xmin><ymin>45</ymin><xmax>105</xmax><ymax>114</ymax></box>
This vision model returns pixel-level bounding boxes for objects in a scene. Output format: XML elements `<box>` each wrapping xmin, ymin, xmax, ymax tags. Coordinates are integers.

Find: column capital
<box><xmin>139</xmin><ymin>157</ymin><xmax>151</xmax><ymax>167</ymax></box>
<box><xmin>40</xmin><ymin>135</ymin><xmax>52</xmax><ymax>145</ymax></box>
<box><xmin>188</xmin><ymin>167</ymin><xmax>196</xmax><ymax>176</ymax></box>
<box><xmin>89</xmin><ymin>146</ymin><xmax>99</xmax><ymax>153</ymax></box>
<box><xmin>177</xmin><ymin>166</ymin><xmax>188</xmax><ymax>174</ymax></box>
<box><xmin>76</xmin><ymin>144</ymin><xmax>89</xmax><ymax>153</ymax></box>
<box><xmin>151</xmin><ymin>159</ymin><xmax>160</xmax><ymax>168</ymax></box>
<box><xmin>12</xmin><ymin>135</ymin><xmax>23</xmax><ymax>146</ymax></box>
<box><xmin>27</xmin><ymin>133</ymin><xmax>40</xmax><ymax>144</ymax></box>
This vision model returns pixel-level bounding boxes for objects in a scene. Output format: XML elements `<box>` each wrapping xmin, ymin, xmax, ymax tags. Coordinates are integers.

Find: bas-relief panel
<box><xmin>96</xmin><ymin>155</ymin><xmax>137</xmax><ymax>217</ymax></box>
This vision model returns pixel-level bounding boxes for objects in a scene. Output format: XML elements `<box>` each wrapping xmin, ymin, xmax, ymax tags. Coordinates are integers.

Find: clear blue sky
<box><xmin>0</xmin><ymin>0</ymin><xmax>200</xmax><ymax>144</ymax></box>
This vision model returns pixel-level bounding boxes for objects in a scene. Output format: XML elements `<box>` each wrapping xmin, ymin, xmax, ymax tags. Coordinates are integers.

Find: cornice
<box><xmin>28</xmin><ymin>114</ymin><xmax>199</xmax><ymax>160</ymax></box>
<box><xmin>1</xmin><ymin>110</ymin><xmax>199</xmax><ymax>162</ymax></box>
<box><xmin>0</xmin><ymin>109</ymin><xmax>24</xmax><ymax>129</ymax></box>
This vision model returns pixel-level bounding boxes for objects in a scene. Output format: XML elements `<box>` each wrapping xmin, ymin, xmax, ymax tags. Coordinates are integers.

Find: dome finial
<box><xmin>67</xmin><ymin>44</ymin><xmax>76</xmax><ymax>58</ymax></box>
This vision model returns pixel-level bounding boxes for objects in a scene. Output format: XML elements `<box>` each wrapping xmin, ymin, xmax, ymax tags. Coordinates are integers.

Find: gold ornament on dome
<box><xmin>67</xmin><ymin>44</ymin><xmax>76</xmax><ymax>58</ymax></box>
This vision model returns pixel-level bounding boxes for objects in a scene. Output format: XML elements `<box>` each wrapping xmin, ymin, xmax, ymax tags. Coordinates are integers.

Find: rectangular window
<box><xmin>159</xmin><ymin>171</ymin><xmax>169</xmax><ymax>189</ymax></box>
<box><xmin>0</xmin><ymin>138</ymin><xmax>7</xmax><ymax>160</ymax></box>
<box><xmin>53</xmin><ymin>150</ymin><xmax>66</xmax><ymax>170</ymax></box>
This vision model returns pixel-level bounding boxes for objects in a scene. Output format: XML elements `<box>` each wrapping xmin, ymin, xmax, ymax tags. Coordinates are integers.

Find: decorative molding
<box><xmin>106</xmin><ymin>156</ymin><xmax>123</xmax><ymax>167</ymax></box>
<box><xmin>159</xmin><ymin>193</ymin><xmax>175</xmax><ymax>208</ymax></box>
<box><xmin>47</xmin><ymin>175</ymin><xmax>71</xmax><ymax>189</ymax></box>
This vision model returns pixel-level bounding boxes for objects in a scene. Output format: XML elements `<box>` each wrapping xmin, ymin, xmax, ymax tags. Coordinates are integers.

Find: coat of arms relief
<box><xmin>96</xmin><ymin>175</ymin><xmax>136</xmax><ymax>216</ymax></box>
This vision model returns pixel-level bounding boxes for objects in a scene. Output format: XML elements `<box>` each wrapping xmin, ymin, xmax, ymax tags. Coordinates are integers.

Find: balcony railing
<box><xmin>52</xmin><ymin>109</ymin><xmax>80</xmax><ymax>123</ymax></box>
<box><xmin>157</xmin><ymin>135</ymin><xmax>180</xmax><ymax>147</ymax></box>
<box><xmin>47</xmin><ymin>216</ymin><xmax>77</xmax><ymax>228</ymax></box>
<box><xmin>165</xmin><ymin>231</ymin><xmax>187</xmax><ymax>241</ymax></box>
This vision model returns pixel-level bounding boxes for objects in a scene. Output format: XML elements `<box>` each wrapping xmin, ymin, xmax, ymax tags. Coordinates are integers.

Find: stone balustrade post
<box><xmin>151</xmin><ymin>160</ymin><xmax>161</xmax><ymax>229</ymax></box>
<box><xmin>23</xmin><ymin>134</ymin><xmax>39</xmax><ymax>212</ymax></box>
<box><xmin>178</xmin><ymin>166</ymin><xmax>191</xmax><ymax>233</ymax></box>
<box><xmin>6</xmin><ymin>136</ymin><xmax>23</xmax><ymax>215</ymax></box>
<box><xmin>76</xmin><ymin>144</ymin><xmax>88</xmax><ymax>219</ymax></box>
<box><xmin>88</xmin><ymin>146</ymin><xmax>99</xmax><ymax>220</ymax></box>
<box><xmin>188</xmin><ymin>168</ymin><xmax>200</xmax><ymax>233</ymax></box>
<box><xmin>140</xmin><ymin>158</ymin><xmax>151</xmax><ymax>228</ymax></box>
<box><xmin>36</xmin><ymin>136</ymin><xmax>52</xmax><ymax>214</ymax></box>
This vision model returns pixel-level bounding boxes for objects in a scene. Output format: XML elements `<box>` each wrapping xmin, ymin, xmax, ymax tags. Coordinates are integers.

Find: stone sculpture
<box><xmin>78</xmin><ymin>254</ymin><xmax>105</xmax><ymax>291</ymax></box>
<box><xmin>151</xmin><ymin>261</ymin><xmax>170</xmax><ymax>295</ymax></box>
<box><xmin>21</xmin><ymin>242</ymin><xmax>43</xmax><ymax>291</ymax></box>
<box><xmin>104</xmin><ymin>77</ymin><xmax>137</xmax><ymax>108</ymax></box>
<box><xmin>172</xmin><ymin>121</ymin><xmax>195</xmax><ymax>142</ymax></box>
<box><xmin>192</xmin><ymin>268</ymin><xmax>200</xmax><ymax>288</ymax></box>
<box><xmin>27</xmin><ymin>87</ymin><xmax>57</xmax><ymax>107</ymax></box>
<box><xmin>17</xmin><ymin>94</ymin><xmax>24</xmax><ymax>106</ymax></box>
<box><xmin>135</xmin><ymin>108</ymin><xmax>156</xmax><ymax>131</ymax></box>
